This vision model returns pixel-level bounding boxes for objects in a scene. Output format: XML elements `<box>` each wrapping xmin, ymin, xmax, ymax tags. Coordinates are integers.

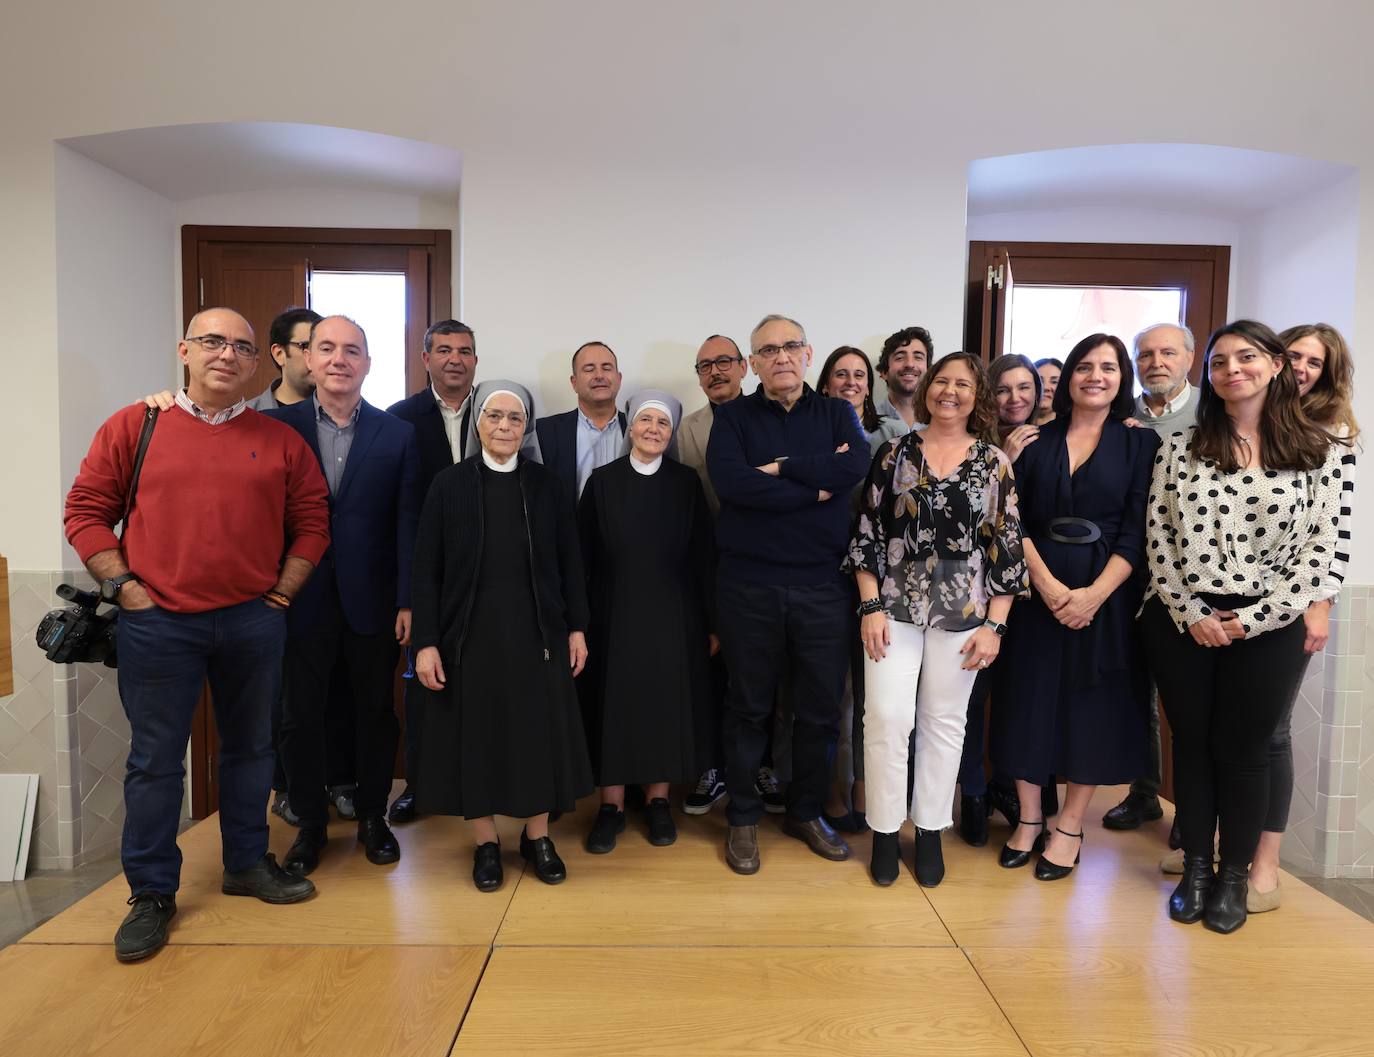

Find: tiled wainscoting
<box><xmin>2</xmin><ymin>571</ymin><xmax>130</xmax><ymax>870</ymax></box>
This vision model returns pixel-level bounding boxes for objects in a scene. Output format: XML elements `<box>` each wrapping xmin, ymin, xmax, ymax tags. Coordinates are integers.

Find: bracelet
<box><xmin>263</xmin><ymin>590</ymin><xmax>292</xmax><ymax>608</ymax></box>
<box><xmin>858</xmin><ymin>597</ymin><xmax>884</xmax><ymax>617</ymax></box>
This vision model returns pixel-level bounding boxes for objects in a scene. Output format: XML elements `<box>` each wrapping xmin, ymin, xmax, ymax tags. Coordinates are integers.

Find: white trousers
<box><xmin>863</xmin><ymin>620</ymin><xmax>978</xmax><ymax>834</ymax></box>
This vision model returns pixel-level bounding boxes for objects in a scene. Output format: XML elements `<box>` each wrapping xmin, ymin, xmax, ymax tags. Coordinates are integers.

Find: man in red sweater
<box><xmin>65</xmin><ymin>307</ymin><xmax>331</xmax><ymax>963</ymax></box>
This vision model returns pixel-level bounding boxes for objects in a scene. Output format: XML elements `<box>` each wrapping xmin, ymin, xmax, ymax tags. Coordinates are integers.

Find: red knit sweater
<box><xmin>65</xmin><ymin>404</ymin><xmax>331</xmax><ymax>613</ymax></box>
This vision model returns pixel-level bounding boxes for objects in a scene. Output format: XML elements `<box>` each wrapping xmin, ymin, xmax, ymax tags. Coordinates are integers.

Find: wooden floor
<box><xmin>5</xmin><ymin>785</ymin><xmax>1374</xmax><ymax>1056</ymax></box>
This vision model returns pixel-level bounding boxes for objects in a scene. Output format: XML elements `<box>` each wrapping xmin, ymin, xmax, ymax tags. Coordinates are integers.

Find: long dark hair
<box><xmin>912</xmin><ymin>351</ymin><xmax>998</xmax><ymax>443</ymax></box>
<box><xmin>1052</xmin><ymin>334</ymin><xmax>1135</xmax><ymax>420</ymax></box>
<box><xmin>987</xmin><ymin>354</ymin><xmax>1043</xmax><ymax>439</ymax></box>
<box><xmin>819</xmin><ymin>345</ymin><xmax>881</xmax><ymax>432</ymax></box>
<box><xmin>1278</xmin><ymin>322</ymin><xmax>1359</xmax><ymax>443</ymax></box>
<box><xmin>1191</xmin><ymin>319</ymin><xmax>1330</xmax><ymax>472</ymax></box>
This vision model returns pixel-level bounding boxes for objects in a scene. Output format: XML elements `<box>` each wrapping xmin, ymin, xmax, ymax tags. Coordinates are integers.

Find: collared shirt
<box><xmin>433</xmin><ymin>384</ymin><xmax>471</xmax><ymax>463</ymax></box>
<box><xmin>247</xmin><ymin>380</ymin><xmax>281</xmax><ymax>412</ymax></box>
<box><xmin>314</xmin><ymin>395</ymin><xmax>362</xmax><ymax>495</ymax></box>
<box><xmin>575</xmin><ymin>409</ymin><xmax>624</xmax><ymax>497</ymax></box>
<box><xmin>874</xmin><ymin>396</ymin><xmax>925</xmax><ymax>433</ymax></box>
<box><xmin>175</xmin><ymin>388</ymin><xmax>248</xmax><ymax>426</ymax></box>
<box><xmin>1136</xmin><ymin>381</ymin><xmax>1191</xmax><ymax>419</ymax></box>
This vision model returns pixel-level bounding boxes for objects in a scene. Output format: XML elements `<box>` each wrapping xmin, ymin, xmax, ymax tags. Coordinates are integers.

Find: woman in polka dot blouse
<box><xmin>1139</xmin><ymin>319</ymin><xmax>1346</xmax><ymax>935</ymax></box>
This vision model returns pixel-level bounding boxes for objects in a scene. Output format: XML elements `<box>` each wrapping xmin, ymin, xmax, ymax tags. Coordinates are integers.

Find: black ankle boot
<box><xmin>1204</xmin><ymin>863</ymin><xmax>1249</xmax><ymax>934</ymax></box>
<box><xmin>870</xmin><ymin>830</ymin><xmax>900</xmax><ymax>887</ymax></box>
<box><xmin>959</xmin><ymin>795</ymin><xmax>989</xmax><ymax>847</ymax></box>
<box><xmin>914</xmin><ymin>827</ymin><xmax>945</xmax><ymax>887</ymax></box>
<box><xmin>1169</xmin><ymin>854</ymin><xmax>1216</xmax><ymax>923</ymax></box>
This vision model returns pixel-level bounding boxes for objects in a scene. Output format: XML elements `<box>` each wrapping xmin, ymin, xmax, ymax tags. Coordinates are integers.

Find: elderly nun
<box><xmin>410</xmin><ymin>379</ymin><xmax>594</xmax><ymax>892</ymax></box>
<box><xmin>577</xmin><ymin>390</ymin><xmax>718</xmax><ymax>854</ymax></box>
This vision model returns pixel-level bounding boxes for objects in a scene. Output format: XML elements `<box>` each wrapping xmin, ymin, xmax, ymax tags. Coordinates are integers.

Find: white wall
<box><xmin>53</xmin><ymin>145</ymin><xmax>176</xmax><ymax>566</ymax></box>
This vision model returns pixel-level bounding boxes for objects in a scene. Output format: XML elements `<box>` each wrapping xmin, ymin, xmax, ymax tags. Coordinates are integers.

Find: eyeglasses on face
<box><xmin>186</xmin><ymin>334</ymin><xmax>257</xmax><ymax>359</ymax></box>
<box><xmin>482</xmin><ymin>409</ymin><xmax>527</xmax><ymax>427</ymax></box>
<box><xmin>694</xmin><ymin>355</ymin><xmax>744</xmax><ymax>376</ymax></box>
<box><xmin>752</xmin><ymin>341</ymin><xmax>807</xmax><ymax>360</ymax></box>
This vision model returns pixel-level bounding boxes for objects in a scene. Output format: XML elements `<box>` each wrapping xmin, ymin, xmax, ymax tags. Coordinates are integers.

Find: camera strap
<box><xmin>122</xmin><ymin>406</ymin><xmax>160</xmax><ymax>533</ymax></box>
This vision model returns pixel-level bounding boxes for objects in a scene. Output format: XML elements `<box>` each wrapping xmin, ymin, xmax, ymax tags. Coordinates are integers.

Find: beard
<box><xmin>1142</xmin><ymin>376</ymin><xmax>1181</xmax><ymax>398</ymax></box>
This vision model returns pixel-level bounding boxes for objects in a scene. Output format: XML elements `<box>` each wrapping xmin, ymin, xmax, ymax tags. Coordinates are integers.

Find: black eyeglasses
<box><xmin>694</xmin><ymin>355</ymin><xmax>744</xmax><ymax>376</ymax></box>
<box><xmin>186</xmin><ymin>334</ymin><xmax>257</xmax><ymax>359</ymax></box>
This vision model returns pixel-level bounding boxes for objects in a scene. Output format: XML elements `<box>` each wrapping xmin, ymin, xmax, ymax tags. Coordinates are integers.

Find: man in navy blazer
<box><xmin>267</xmin><ymin>315</ymin><xmax>420</xmax><ymax>875</ymax></box>
<box><xmin>382</xmin><ymin>320</ymin><xmax>477</xmax><ymax>823</ymax></box>
<box><xmin>535</xmin><ymin>340</ymin><xmax>627</xmax><ymax>508</ymax></box>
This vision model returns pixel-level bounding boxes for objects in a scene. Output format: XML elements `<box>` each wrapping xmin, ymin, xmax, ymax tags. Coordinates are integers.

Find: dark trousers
<box><xmin>271</xmin><ymin>663</ymin><xmax>356</xmax><ymax>791</ymax></box>
<box><xmin>280</xmin><ymin>589</ymin><xmax>399</xmax><ymax>829</ymax></box>
<box><xmin>1140</xmin><ymin>596</ymin><xmax>1309</xmax><ymax>869</ymax></box>
<box><xmin>1266</xmin><ymin>694</ymin><xmax>1297</xmax><ymax>832</ymax></box>
<box><xmin>117</xmin><ymin>599</ymin><xmax>283</xmax><ymax>896</ymax></box>
<box><xmin>717</xmin><ymin>577</ymin><xmax>849</xmax><ymax>825</ymax></box>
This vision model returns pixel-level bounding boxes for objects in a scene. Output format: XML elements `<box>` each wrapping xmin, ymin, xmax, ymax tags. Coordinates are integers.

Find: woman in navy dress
<box><xmin>991</xmin><ymin>334</ymin><xmax>1160</xmax><ymax>880</ymax></box>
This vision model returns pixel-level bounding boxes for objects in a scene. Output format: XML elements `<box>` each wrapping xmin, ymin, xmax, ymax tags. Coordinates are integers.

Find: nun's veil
<box><xmin>465</xmin><ymin>379</ymin><xmax>543</xmax><ymax>463</ymax></box>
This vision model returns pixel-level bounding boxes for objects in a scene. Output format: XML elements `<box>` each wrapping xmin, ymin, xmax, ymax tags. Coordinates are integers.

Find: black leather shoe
<box><xmin>222</xmin><ymin>853</ymin><xmax>316</xmax><ymax>903</ymax></box>
<box><xmin>914</xmin><ymin>827</ymin><xmax>945</xmax><ymax>887</ymax></box>
<box><xmin>959</xmin><ymin>795</ymin><xmax>989</xmax><ymax>847</ymax></box>
<box><xmin>822</xmin><ymin>809</ymin><xmax>867</xmax><ymax>833</ymax></box>
<box><xmin>986</xmin><ymin>781</ymin><xmax>1019</xmax><ymax>827</ymax></box>
<box><xmin>645</xmin><ymin>798</ymin><xmax>677</xmax><ymax>846</ymax></box>
<box><xmin>1102</xmin><ymin>789</ymin><xmax>1164</xmax><ymax>831</ymax></box>
<box><xmin>1034</xmin><ymin>827</ymin><xmax>1083</xmax><ymax>881</ymax></box>
<box><xmin>358</xmin><ymin>815</ymin><xmax>401</xmax><ymax>865</ymax></box>
<box><xmin>782</xmin><ymin>816</ymin><xmax>851</xmax><ymax>861</ymax></box>
<box><xmin>283</xmin><ymin>826</ymin><xmax>328</xmax><ymax>876</ymax></box>
<box><xmin>999</xmin><ymin>819</ymin><xmax>1046</xmax><ymax>869</ymax></box>
<box><xmin>586</xmin><ymin>805</ymin><xmax>626</xmax><ymax>854</ymax></box>
<box><xmin>870</xmin><ymin>830</ymin><xmax>900</xmax><ymax>886</ymax></box>
<box><xmin>1169</xmin><ymin>853</ymin><xmax>1215</xmax><ymax>923</ymax></box>
<box><xmin>114</xmin><ymin>893</ymin><xmax>176</xmax><ymax>962</ymax></box>
<box><xmin>387</xmin><ymin>787</ymin><xmax>418</xmax><ymax>824</ymax></box>
<box><xmin>1168</xmin><ymin>817</ymin><xmax>1182</xmax><ymax>849</ymax></box>
<box><xmin>472</xmin><ymin>841</ymin><xmax>503</xmax><ymax>892</ymax></box>
<box><xmin>1203</xmin><ymin>863</ymin><xmax>1249</xmax><ymax>934</ymax></box>
<box><xmin>520</xmin><ymin>829</ymin><xmax>567</xmax><ymax>885</ymax></box>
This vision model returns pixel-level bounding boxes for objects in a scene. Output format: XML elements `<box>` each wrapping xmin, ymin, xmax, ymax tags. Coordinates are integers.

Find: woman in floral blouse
<box><xmin>847</xmin><ymin>351</ymin><xmax>1028</xmax><ymax>888</ymax></box>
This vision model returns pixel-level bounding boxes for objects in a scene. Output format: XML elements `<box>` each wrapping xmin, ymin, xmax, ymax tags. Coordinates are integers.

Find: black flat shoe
<box><xmin>1034</xmin><ymin>827</ymin><xmax>1083</xmax><ymax>881</ymax></box>
<box><xmin>283</xmin><ymin>826</ymin><xmax>328</xmax><ymax>876</ymax></box>
<box><xmin>358</xmin><ymin>815</ymin><xmax>400</xmax><ymax>865</ymax></box>
<box><xmin>1169</xmin><ymin>853</ymin><xmax>1215</xmax><ymax>923</ymax></box>
<box><xmin>222</xmin><ymin>853</ymin><xmax>315</xmax><ymax>903</ymax></box>
<box><xmin>1102</xmin><ymin>789</ymin><xmax>1163</xmax><ymax>831</ymax></box>
<box><xmin>586</xmin><ymin>804</ymin><xmax>626</xmax><ymax>854</ymax></box>
<box><xmin>870</xmin><ymin>830</ymin><xmax>900</xmax><ymax>887</ymax></box>
<box><xmin>387</xmin><ymin>787</ymin><xmax>418</xmax><ymax>824</ymax></box>
<box><xmin>999</xmin><ymin>818</ymin><xmax>1046</xmax><ymax>869</ymax></box>
<box><xmin>114</xmin><ymin>893</ymin><xmax>176</xmax><ymax>963</ymax></box>
<box><xmin>1203</xmin><ymin>863</ymin><xmax>1249</xmax><ymax>934</ymax></box>
<box><xmin>822</xmin><ymin>810</ymin><xmax>866</xmax><ymax>834</ymax></box>
<box><xmin>520</xmin><ymin>829</ymin><xmax>567</xmax><ymax>885</ymax></box>
<box><xmin>959</xmin><ymin>794</ymin><xmax>989</xmax><ymax>847</ymax></box>
<box><xmin>472</xmin><ymin>841</ymin><xmax>503</xmax><ymax>892</ymax></box>
<box><xmin>914</xmin><ymin>827</ymin><xmax>945</xmax><ymax>887</ymax></box>
<box><xmin>645</xmin><ymin>798</ymin><xmax>677</xmax><ymax>846</ymax></box>
<box><xmin>986</xmin><ymin>782</ymin><xmax>1019</xmax><ymax>827</ymax></box>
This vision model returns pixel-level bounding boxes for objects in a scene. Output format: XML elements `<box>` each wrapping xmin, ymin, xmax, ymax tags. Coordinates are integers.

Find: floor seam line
<box><xmin>958</xmin><ymin>944</ymin><xmax>1035</xmax><ymax>1057</ymax></box>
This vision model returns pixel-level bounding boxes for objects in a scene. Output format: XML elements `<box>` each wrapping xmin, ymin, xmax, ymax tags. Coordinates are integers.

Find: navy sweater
<box><xmin>706</xmin><ymin>383</ymin><xmax>870</xmax><ymax>585</ymax></box>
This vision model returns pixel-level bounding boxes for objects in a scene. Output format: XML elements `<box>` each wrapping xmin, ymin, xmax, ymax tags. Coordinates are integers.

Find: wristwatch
<box><xmin>982</xmin><ymin>618</ymin><xmax>1008</xmax><ymax>637</ymax></box>
<box><xmin>100</xmin><ymin>572</ymin><xmax>138</xmax><ymax>604</ymax></box>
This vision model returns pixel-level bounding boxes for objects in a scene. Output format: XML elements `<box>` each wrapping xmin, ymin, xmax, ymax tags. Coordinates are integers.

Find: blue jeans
<box><xmin>117</xmin><ymin>598</ymin><xmax>285</xmax><ymax>896</ymax></box>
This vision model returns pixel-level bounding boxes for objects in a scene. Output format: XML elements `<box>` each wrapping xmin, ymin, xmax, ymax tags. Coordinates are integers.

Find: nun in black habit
<box><xmin>577</xmin><ymin>390</ymin><xmax>717</xmax><ymax>854</ymax></box>
<box><xmin>410</xmin><ymin>380</ymin><xmax>594</xmax><ymax>892</ymax></box>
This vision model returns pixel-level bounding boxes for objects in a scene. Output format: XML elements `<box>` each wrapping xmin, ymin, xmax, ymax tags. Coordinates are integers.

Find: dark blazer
<box><xmin>267</xmin><ymin>398</ymin><xmax>420</xmax><ymax>637</ymax></box>
<box><xmin>535</xmin><ymin>407</ymin><xmax>627</xmax><ymax>506</ymax></box>
<box><xmin>387</xmin><ymin>386</ymin><xmax>470</xmax><ymax>509</ymax></box>
<box><xmin>410</xmin><ymin>456</ymin><xmax>589</xmax><ymax>662</ymax></box>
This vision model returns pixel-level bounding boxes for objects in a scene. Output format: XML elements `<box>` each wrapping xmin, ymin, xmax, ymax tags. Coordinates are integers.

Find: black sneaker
<box><xmin>645</xmin><ymin>798</ymin><xmax>677</xmax><ymax>846</ymax></box>
<box><xmin>270</xmin><ymin>790</ymin><xmax>301</xmax><ymax>826</ymax></box>
<box><xmin>222</xmin><ymin>853</ymin><xmax>316</xmax><ymax>904</ymax></box>
<box><xmin>586</xmin><ymin>805</ymin><xmax>626</xmax><ymax>854</ymax></box>
<box><xmin>114</xmin><ymin>893</ymin><xmax>176</xmax><ymax>963</ymax></box>
<box><xmin>683</xmin><ymin>768</ymin><xmax>726</xmax><ymax>815</ymax></box>
<box><xmin>755</xmin><ymin>767</ymin><xmax>785</xmax><ymax>814</ymax></box>
<box><xmin>327</xmin><ymin>783</ymin><xmax>357</xmax><ymax>820</ymax></box>
<box><xmin>1102</xmin><ymin>789</ymin><xmax>1164</xmax><ymax>831</ymax></box>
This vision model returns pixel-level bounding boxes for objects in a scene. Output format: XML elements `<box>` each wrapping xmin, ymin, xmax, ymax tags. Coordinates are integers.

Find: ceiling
<box><xmin>58</xmin><ymin>122</ymin><xmax>463</xmax><ymax>202</ymax></box>
<box><xmin>967</xmin><ymin>144</ymin><xmax>1355</xmax><ymax>219</ymax></box>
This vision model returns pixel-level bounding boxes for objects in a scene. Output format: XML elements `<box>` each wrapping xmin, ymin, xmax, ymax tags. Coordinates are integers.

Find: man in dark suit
<box><xmin>383</xmin><ymin>319</ymin><xmax>477</xmax><ymax>823</ymax></box>
<box><xmin>269</xmin><ymin>315</ymin><xmax>420</xmax><ymax>874</ymax></box>
<box><xmin>535</xmin><ymin>340</ymin><xmax>626</xmax><ymax>507</ymax></box>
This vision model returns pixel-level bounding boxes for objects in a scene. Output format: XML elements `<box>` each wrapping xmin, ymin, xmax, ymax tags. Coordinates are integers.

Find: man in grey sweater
<box><xmin>1102</xmin><ymin>322</ymin><xmax>1197</xmax><ymax>835</ymax></box>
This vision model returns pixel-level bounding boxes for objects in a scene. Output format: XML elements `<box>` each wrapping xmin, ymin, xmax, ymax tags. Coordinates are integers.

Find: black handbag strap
<box><xmin>123</xmin><ymin>406</ymin><xmax>160</xmax><ymax>527</ymax></box>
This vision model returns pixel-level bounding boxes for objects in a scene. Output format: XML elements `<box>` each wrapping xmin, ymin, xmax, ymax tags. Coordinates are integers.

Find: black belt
<box><xmin>1042</xmin><ymin>517</ymin><xmax>1101</xmax><ymax>545</ymax></box>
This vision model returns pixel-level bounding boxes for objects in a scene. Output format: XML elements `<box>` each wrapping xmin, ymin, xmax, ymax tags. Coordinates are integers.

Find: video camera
<box><xmin>36</xmin><ymin>584</ymin><xmax>119</xmax><ymax>667</ymax></box>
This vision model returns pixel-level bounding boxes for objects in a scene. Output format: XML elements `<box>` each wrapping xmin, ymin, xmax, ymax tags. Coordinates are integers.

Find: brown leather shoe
<box><xmin>725</xmin><ymin>825</ymin><xmax>760</xmax><ymax>875</ymax></box>
<box><xmin>783</xmin><ymin>816</ymin><xmax>851</xmax><ymax>861</ymax></box>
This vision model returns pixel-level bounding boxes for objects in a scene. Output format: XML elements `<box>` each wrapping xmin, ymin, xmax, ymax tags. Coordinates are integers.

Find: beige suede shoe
<box><xmin>1247</xmin><ymin>880</ymin><xmax>1282</xmax><ymax>913</ymax></box>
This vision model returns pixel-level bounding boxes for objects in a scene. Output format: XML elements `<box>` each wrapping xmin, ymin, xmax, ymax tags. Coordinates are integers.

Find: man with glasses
<box><xmin>536</xmin><ymin>341</ymin><xmax>627</xmax><ymax>508</ymax></box>
<box><xmin>706</xmin><ymin>314</ymin><xmax>870</xmax><ymax>873</ymax></box>
<box><xmin>384</xmin><ymin>319</ymin><xmax>479</xmax><ymax>824</ymax></box>
<box><xmin>248</xmin><ymin>307</ymin><xmax>322</xmax><ymax>411</ymax></box>
<box><xmin>875</xmin><ymin>326</ymin><xmax>933</xmax><ymax>430</ymax></box>
<box><xmin>65</xmin><ymin>308</ymin><xmax>331</xmax><ymax>962</ymax></box>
